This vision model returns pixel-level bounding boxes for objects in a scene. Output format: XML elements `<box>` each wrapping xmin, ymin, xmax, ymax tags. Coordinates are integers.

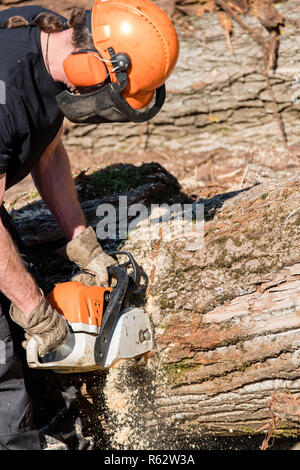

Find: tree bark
<box><xmin>114</xmin><ymin>169</ymin><xmax>300</xmax><ymax>443</ymax></box>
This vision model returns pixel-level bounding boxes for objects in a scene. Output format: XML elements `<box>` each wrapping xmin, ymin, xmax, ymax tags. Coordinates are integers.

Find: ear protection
<box><xmin>63</xmin><ymin>49</ymin><xmax>131</xmax><ymax>89</ymax></box>
<box><xmin>63</xmin><ymin>51</ymin><xmax>108</xmax><ymax>88</ymax></box>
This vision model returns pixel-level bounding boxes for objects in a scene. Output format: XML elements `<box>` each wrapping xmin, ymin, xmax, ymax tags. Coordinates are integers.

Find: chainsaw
<box><xmin>26</xmin><ymin>252</ymin><xmax>153</xmax><ymax>373</ymax></box>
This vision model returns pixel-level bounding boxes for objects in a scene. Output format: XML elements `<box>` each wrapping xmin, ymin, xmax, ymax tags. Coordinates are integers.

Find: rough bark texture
<box><xmin>119</xmin><ymin>168</ymin><xmax>300</xmax><ymax>442</ymax></box>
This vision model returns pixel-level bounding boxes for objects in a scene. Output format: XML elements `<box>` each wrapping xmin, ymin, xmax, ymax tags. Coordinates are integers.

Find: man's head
<box><xmin>63</xmin><ymin>0</ymin><xmax>179</xmax><ymax>111</ymax></box>
<box><xmin>5</xmin><ymin>0</ymin><xmax>179</xmax><ymax>124</ymax></box>
<box><xmin>69</xmin><ymin>7</ymin><xmax>94</xmax><ymax>51</ymax></box>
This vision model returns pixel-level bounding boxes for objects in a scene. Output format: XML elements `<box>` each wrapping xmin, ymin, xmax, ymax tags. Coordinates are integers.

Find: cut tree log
<box><xmin>9</xmin><ymin>181</ymin><xmax>168</xmax><ymax>246</ymax></box>
<box><xmin>113</xmin><ymin>168</ymin><xmax>300</xmax><ymax>446</ymax></box>
<box><xmin>8</xmin><ymin>163</ymin><xmax>300</xmax><ymax>448</ymax></box>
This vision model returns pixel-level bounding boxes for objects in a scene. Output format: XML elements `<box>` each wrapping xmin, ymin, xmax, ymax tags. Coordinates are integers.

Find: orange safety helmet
<box><xmin>63</xmin><ymin>0</ymin><xmax>179</xmax><ymax>110</ymax></box>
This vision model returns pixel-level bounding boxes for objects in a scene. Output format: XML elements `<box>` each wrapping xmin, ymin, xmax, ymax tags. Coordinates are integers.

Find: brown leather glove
<box><xmin>9</xmin><ymin>290</ymin><xmax>69</xmax><ymax>356</ymax></box>
<box><xmin>57</xmin><ymin>226</ymin><xmax>117</xmax><ymax>286</ymax></box>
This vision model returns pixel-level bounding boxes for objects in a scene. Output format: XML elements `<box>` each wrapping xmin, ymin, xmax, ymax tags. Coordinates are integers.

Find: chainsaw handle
<box><xmin>107</xmin><ymin>250</ymin><xmax>141</xmax><ymax>293</ymax></box>
<box><xmin>105</xmin><ymin>265</ymin><xmax>129</xmax><ymax>323</ymax></box>
<box><xmin>94</xmin><ymin>252</ymin><xmax>143</xmax><ymax>365</ymax></box>
<box><xmin>107</xmin><ymin>264</ymin><xmax>125</xmax><ymax>280</ymax></box>
<box><xmin>94</xmin><ymin>265</ymin><xmax>129</xmax><ymax>364</ymax></box>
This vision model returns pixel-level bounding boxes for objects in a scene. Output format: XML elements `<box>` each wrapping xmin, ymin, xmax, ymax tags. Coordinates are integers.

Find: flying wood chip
<box><xmin>153</xmin><ymin>0</ymin><xmax>176</xmax><ymax>17</ymax></box>
<box><xmin>227</xmin><ymin>0</ymin><xmax>248</xmax><ymax>15</ymax></box>
<box><xmin>251</xmin><ymin>0</ymin><xmax>284</xmax><ymax>31</ymax></box>
<box><xmin>217</xmin><ymin>10</ymin><xmax>233</xmax><ymax>50</ymax></box>
<box><xmin>197</xmin><ymin>0</ymin><xmax>217</xmax><ymax>18</ymax></box>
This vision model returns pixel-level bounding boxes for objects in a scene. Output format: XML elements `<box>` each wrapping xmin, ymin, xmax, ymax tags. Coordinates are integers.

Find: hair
<box><xmin>4</xmin><ymin>7</ymin><xmax>94</xmax><ymax>49</ymax></box>
<box><xmin>68</xmin><ymin>7</ymin><xmax>94</xmax><ymax>49</ymax></box>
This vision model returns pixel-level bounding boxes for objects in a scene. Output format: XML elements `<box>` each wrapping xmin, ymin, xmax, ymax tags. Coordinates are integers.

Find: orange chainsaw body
<box><xmin>47</xmin><ymin>282</ymin><xmax>113</xmax><ymax>332</ymax></box>
<box><xmin>26</xmin><ymin>252</ymin><xmax>153</xmax><ymax>373</ymax></box>
<box><xmin>26</xmin><ymin>253</ymin><xmax>154</xmax><ymax>371</ymax></box>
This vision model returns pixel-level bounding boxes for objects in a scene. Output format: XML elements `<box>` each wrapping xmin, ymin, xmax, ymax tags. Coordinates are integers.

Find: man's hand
<box><xmin>10</xmin><ymin>290</ymin><xmax>69</xmax><ymax>356</ymax></box>
<box><xmin>58</xmin><ymin>226</ymin><xmax>116</xmax><ymax>286</ymax></box>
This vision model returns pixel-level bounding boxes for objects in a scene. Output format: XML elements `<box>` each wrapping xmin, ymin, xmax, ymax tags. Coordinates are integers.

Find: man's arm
<box><xmin>0</xmin><ymin>173</ymin><xmax>41</xmax><ymax>317</ymax></box>
<box><xmin>31</xmin><ymin>129</ymin><xmax>116</xmax><ymax>288</ymax></box>
<box><xmin>31</xmin><ymin>129</ymin><xmax>86</xmax><ymax>241</ymax></box>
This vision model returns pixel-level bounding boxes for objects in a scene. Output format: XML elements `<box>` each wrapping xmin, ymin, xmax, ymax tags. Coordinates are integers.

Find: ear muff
<box><xmin>63</xmin><ymin>51</ymin><xmax>108</xmax><ymax>88</ymax></box>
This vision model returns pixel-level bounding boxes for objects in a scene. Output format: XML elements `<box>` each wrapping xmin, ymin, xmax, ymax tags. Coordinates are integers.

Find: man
<box><xmin>0</xmin><ymin>1</ymin><xmax>179</xmax><ymax>449</ymax></box>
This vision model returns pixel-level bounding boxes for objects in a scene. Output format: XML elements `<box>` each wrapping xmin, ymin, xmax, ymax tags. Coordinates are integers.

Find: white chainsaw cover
<box><xmin>26</xmin><ymin>307</ymin><xmax>153</xmax><ymax>372</ymax></box>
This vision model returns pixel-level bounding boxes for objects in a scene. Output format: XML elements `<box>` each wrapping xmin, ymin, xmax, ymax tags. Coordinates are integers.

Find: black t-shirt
<box><xmin>0</xmin><ymin>6</ymin><xmax>68</xmax><ymax>190</ymax></box>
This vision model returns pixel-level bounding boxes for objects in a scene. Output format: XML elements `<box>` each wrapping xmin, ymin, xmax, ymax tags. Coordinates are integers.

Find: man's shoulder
<box><xmin>0</xmin><ymin>6</ymin><xmax>67</xmax><ymax>90</ymax></box>
<box><xmin>0</xmin><ymin>6</ymin><xmax>67</xmax><ymax>26</ymax></box>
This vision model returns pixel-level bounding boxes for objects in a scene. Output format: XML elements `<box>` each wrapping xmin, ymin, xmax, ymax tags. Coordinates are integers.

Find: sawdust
<box><xmin>103</xmin><ymin>357</ymin><xmax>180</xmax><ymax>450</ymax></box>
<box><xmin>104</xmin><ymin>359</ymin><xmax>150</xmax><ymax>449</ymax></box>
<box><xmin>104</xmin><ymin>361</ymin><xmax>133</xmax><ymax>448</ymax></box>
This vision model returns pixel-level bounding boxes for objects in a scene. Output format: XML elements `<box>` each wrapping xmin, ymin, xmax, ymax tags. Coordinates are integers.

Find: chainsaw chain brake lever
<box><xmin>107</xmin><ymin>250</ymin><xmax>141</xmax><ymax>294</ymax></box>
<box><xmin>94</xmin><ymin>252</ymin><xmax>142</xmax><ymax>365</ymax></box>
<box><xmin>94</xmin><ymin>264</ymin><xmax>128</xmax><ymax>364</ymax></box>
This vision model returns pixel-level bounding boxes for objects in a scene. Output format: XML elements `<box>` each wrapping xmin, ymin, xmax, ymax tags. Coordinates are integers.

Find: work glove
<box><xmin>57</xmin><ymin>226</ymin><xmax>116</xmax><ymax>287</ymax></box>
<box><xmin>9</xmin><ymin>289</ymin><xmax>69</xmax><ymax>356</ymax></box>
